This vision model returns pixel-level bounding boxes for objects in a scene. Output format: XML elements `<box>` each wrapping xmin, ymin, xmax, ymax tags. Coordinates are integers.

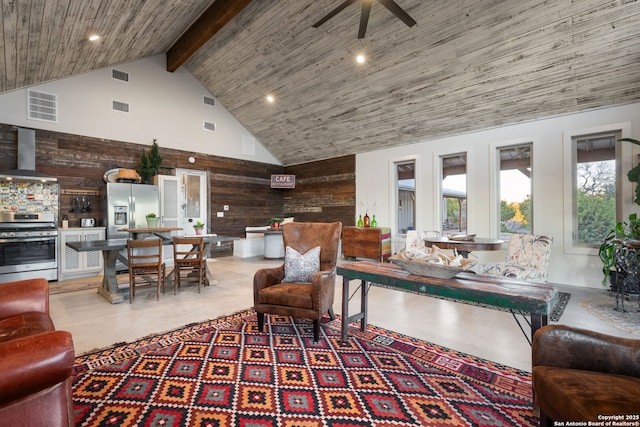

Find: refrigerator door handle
<box><xmin>130</xmin><ymin>195</ymin><xmax>135</xmax><ymax>229</ymax></box>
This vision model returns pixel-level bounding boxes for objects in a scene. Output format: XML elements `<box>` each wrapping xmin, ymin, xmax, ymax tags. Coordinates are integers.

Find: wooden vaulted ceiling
<box><xmin>1</xmin><ymin>1</ymin><xmax>640</xmax><ymax>166</ymax></box>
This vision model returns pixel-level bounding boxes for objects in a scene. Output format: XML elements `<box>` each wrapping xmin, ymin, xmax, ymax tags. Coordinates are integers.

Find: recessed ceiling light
<box><xmin>356</xmin><ymin>54</ymin><xmax>366</xmax><ymax>64</ymax></box>
<box><xmin>266</xmin><ymin>95</ymin><xmax>275</xmax><ymax>103</ymax></box>
<box><xmin>88</xmin><ymin>34</ymin><xmax>100</xmax><ymax>42</ymax></box>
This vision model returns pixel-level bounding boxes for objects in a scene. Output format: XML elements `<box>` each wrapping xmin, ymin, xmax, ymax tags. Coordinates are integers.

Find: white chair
<box><xmin>474</xmin><ymin>234</ymin><xmax>553</xmax><ymax>283</ymax></box>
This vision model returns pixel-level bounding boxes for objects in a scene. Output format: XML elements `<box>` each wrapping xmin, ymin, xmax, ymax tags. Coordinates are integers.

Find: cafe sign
<box><xmin>271</xmin><ymin>174</ymin><xmax>295</xmax><ymax>188</ymax></box>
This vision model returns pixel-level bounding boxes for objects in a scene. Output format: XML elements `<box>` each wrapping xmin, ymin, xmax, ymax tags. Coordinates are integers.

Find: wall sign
<box><xmin>271</xmin><ymin>174</ymin><xmax>295</xmax><ymax>188</ymax></box>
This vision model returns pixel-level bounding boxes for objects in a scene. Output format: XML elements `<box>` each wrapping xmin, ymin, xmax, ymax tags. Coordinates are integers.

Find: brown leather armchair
<box><xmin>254</xmin><ymin>222</ymin><xmax>342</xmax><ymax>341</ymax></box>
<box><xmin>0</xmin><ymin>278</ymin><xmax>75</xmax><ymax>427</ymax></box>
<box><xmin>532</xmin><ymin>324</ymin><xmax>640</xmax><ymax>426</ymax></box>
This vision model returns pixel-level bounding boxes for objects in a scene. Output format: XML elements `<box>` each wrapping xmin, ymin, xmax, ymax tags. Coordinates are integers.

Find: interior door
<box><xmin>175</xmin><ymin>168</ymin><xmax>209</xmax><ymax>235</ymax></box>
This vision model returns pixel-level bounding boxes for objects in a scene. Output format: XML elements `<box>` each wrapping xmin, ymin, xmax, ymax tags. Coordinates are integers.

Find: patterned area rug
<box><xmin>581</xmin><ymin>292</ymin><xmax>640</xmax><ymax>336</ymax></box>
<box><xmin>72</xmin><ymin>309</ymin><xmax>537</xmax><ymax>426</ymax></box>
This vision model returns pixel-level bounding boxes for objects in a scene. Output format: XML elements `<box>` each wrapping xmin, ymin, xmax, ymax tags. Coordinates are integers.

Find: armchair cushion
<box><xmin>283</xmin><ymin>245</ymin><xmax>320</xmax><ymax>283</ymax></box>
<box><xmin>257</xmin><ymin>282</ymin><xmax>313</xmax><ymax>310</ymax></box>
<box><xmin>0</xmin><ymin>312</ymin><xmax>55</xmax><ymax>343</ymax></box>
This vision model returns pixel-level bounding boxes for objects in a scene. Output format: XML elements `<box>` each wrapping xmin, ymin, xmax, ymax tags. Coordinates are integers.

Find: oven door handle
<box><xmin>0</xmin><ymin>237</ymin><xmax>57</xmax><ymax>244</ymax></box>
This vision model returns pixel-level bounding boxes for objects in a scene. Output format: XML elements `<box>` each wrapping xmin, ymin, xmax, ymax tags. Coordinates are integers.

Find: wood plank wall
<box><xmin>283</xmin><ymin>155</ymin><xmax>355</xmax><ymax>226</ymax></box>
<box><xmin>0</xmin><ymin>124</ymin><xmax>356</xmax><ymax>238</ymax></box>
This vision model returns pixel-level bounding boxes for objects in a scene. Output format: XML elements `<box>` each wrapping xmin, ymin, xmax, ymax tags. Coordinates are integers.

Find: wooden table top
<box><xmin>424</xmin><ymin>237</ymin><xmax>504</xmax><ymax>252</ymax></box>
<box><xmin>67</xmin><ymin>235</ymin><xmax>239</xmax><ymax>252</ymax></box>
<box><xmin>337</xmin><ymin>261</ymin><xmax>556</xmax><ymax>315</ymax></box>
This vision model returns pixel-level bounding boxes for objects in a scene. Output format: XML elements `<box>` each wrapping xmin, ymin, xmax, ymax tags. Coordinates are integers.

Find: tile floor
<box><xmin>50</xmin><ymin>256</ymin><xmax>638</xmax><ymax>372</ymax></box>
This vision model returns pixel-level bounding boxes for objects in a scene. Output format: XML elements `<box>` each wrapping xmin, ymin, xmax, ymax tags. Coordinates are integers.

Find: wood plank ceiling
<box><xmin>1</xmin><ymin>0</ymin><xmax>640</xmax><ymax>166</ymax></box>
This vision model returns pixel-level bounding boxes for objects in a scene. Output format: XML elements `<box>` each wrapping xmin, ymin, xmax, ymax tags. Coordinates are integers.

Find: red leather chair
<box><xmin>0</xmin><ymin>278</ymin><xmax>75</xmax><ymax>426</ymax></box>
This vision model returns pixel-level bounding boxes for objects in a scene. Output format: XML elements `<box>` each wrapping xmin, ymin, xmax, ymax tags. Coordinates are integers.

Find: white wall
<box><xmin>0</xmin><ymin>54</ymin><xmax>281</xmax><ymax>165</ymax></box>
<box><xmin>357</xmin><ymin>103</ymin><xmax>640</xmax><ymax>289</ymax></box>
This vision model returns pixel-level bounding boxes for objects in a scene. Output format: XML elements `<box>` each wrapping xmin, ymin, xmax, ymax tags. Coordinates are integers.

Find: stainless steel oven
<box><xmin>0</xmin><ymin>212</ymin><xmax>58</xmax><ymax>282</ymax></box>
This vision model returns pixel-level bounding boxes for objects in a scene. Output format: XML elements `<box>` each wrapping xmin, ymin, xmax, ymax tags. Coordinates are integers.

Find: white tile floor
<box><xmin>50</xmin><ymin>256</ymin><xmax>638</xmax><ymax>372</ymax></box>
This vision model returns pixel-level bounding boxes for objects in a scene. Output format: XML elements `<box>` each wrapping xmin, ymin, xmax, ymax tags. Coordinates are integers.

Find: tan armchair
<box><xmin>254</xmin><ymin>222</ymin><xmax>342</xmax><ymax>341</ymax></box>
<box><xmin>0</xmin><ymin>278</ymin><xmax>75</xmax><ymax>426</ymax></box>
<box><xmin>532</xmin><ymin>324</ymin><xmax>640</xmax><ymax>426</ymax></box>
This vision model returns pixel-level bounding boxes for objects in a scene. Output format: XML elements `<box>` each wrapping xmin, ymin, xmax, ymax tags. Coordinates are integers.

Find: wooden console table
<box><xmin>337</xmin><ymin>261</ymin><xmax>558</xmax><ymax>342</ymax></box>
<box><xmin>342</xmin><ymin>226</ymin><xmax>391</xmax><ymax>262</ymax></box>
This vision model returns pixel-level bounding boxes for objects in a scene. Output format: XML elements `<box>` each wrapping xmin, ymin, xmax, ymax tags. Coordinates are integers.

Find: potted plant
<box><xmin>137</xmin><ymin>140</ymin><xmax>163</xmax><ymax>184</ymax></box>
<box><xmin>267</xmin><ymin>217</ymin><xmax>284</xmax><ymax>229</ymax></box>
<box><xmin>193</xmin><ymin>220</ymin><xmax>205</xmax><ymax>235</ymax></box>
<box><xmin>145</xmin><ymin>213</ymin><xmax>159</xmax><ymax>228</ymax></box>
<box><xmin>599</xmin><ymin>137</ymin><xmax>640</xmax><ymax>286</ymax></box>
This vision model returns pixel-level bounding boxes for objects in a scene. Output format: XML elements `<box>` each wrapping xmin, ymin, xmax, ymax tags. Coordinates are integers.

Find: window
<box><xmin>498</xmin><ymin>144</ymin><xmax>532</xmax><ymax>237</ymax></box>
<box><xmin>395</xmin><ymin>160</ymin><xmax>415</xmax><ymax>234</ymax></box>
<box><xmin>572</xmin><ymin>132</ymin><xmax>619</xmax><ymax>247</ymax></box>
<box><xmin>441</xmin><ymin>153</ymin><xmax>467</xmax><ymax>236</ymax></box>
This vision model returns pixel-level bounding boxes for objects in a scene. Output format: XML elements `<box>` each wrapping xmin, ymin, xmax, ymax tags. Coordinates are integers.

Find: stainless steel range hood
<box><xmin>0</xmin><ymin>127</ymin><xmax>57</xmax><ymax>182</ymax></box>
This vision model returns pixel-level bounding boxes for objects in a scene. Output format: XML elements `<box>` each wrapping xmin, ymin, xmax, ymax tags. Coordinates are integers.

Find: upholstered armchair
<box><xmin>0</xmin><ymin>278</ymin><xmax>75</xmax><ymax>426</ymax></box>
<box><xmin>532</xmin><ymin>325</ymin><xmax>640</xmax><ymax>426</ymax></box>
<box><xmin>253</xmin><ymin>221</ymin><xmax>342</xmax><ymax>341</ymax></box>
<box><xmin>475</xmin><ymin>234</ymin><xmax>553</xmax><ymax>283</ymax></box>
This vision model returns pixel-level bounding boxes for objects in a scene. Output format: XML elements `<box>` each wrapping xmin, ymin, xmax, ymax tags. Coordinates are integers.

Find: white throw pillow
<box><xmin>282</xmin><ymin>246</ymin><xmax>321</xmax><ymax>283</ymax></box>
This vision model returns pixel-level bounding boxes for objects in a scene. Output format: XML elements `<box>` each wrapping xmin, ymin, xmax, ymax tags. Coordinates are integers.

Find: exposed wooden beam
<box><xmin>166</xmin><ymin>0</ymin><xmax>253</xmax><ymax>72</ymax></box>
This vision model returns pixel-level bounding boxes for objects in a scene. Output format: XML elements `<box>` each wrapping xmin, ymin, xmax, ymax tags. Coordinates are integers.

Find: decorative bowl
<box><xmin>389</xmin><ymin>253</ymin><xmax>476</xmax><ymax>279</ymax></box>
<box><xmin>449</xmin><ymin>234</ymin><xmax>476</xmax><ymax>241</ymax></box>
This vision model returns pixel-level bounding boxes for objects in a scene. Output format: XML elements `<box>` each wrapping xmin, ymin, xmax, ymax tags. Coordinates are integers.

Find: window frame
<box><xmin>562</xmin><ymin>122</ymin><xmax>633</xmax><ymax>256</ymax></box>
<box><xmin>389</xmin><ymin>155</ymin><xmax>420</xmax><ymax>237</ymax></box>
<box><xmin>489</xmin><ymin>139</ymin><xmax>534</xmax><ymax>238</ymax></box>
<box><xmin>433</xmin><ymin>150</ymin><xmax>470</xmax><ymax>235</ymax></box>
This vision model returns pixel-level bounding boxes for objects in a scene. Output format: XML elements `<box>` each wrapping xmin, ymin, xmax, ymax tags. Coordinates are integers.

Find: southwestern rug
<box><xmin>72</xmin><ymin>309</ymin><xmax>537</xmax><ymax>426</ymax></box>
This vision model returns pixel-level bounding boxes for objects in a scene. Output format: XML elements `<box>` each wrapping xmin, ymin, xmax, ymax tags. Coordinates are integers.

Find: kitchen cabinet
<box><xmin>342</xmin><ymin>226</ymin><xmax>392</xmax><ymax>262</ymax></box>
<box><xmin>59</xmin><ymin>228</ymin><xmax>105</xmax><ymax>280</ymax></box>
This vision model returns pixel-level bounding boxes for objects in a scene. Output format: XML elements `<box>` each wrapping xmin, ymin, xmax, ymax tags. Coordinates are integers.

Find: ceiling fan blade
<box><xmin>312</xmin><ymin>0</ymin><xmax>359</xmax><ymax>28</ymax></box>
<box><xmin>377</xmin><ymin>0</ymin><xmax>417</xmax><ymax>27</ymax></box>
<box><xmin>358</xmin><ymin>1</ymin><xmax>372</xmax><ymax>39</ymax></box>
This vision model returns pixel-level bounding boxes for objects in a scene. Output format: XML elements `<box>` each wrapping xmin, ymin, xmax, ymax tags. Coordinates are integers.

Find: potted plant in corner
<box><xmin>146</xmin><ymin>213</ymin><xmax>159</xmax><ymax>228</ymax></box>
<box><xmin>193</xmin><ymin>220</ymin><xmax>205</xmax><ymax>235</ymax></box>
<box><xmin>598</xmin><ymin>137</ymin><xmax>640</xmax><ymax>287</ymax></box>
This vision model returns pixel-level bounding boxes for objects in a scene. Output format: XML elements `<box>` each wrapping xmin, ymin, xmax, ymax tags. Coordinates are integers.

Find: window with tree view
<box><xmin>498</xmin><ymin>144</ymin><xmax>532</xmax><ymax>237</ymax></box>
<box><xmin>441</xmin><ymin>153</ymin><xmax>467</xmax><ymax>236</ymax></box>
<box><xmin>573</xmin><ymin>133</ymin><xmax>619</xmax><ymax>247</ymax></box>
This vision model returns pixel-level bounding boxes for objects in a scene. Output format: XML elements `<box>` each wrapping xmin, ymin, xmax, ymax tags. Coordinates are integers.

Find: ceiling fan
<box><xmin>312</xmin><ymin>0</ymin><xmax>417</xmax><ymax>39</ymax></box>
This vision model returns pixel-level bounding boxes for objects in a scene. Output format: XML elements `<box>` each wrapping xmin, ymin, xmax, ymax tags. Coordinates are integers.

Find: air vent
<box><xmin>203</xmin><ymin>121</ymin><xmax>216</xmax><ymax>131</ymax></box>
<box><xmin>203</xmin><ymin>96</ymin><xmax>215</xmax><ymax>106</ymax></box>
<box><xmin>112</xmin><ymin>100</ymin><xmax>130</xmax><ymax>113</ymax></box>
<box><xmin>112</xmin><ymin>68</ymin><xmax>129</xmax><ymax>82</ymax></box>
<box><xmin>28</xmin><ymin>89</ymin><xmax>57</xmax><ymax>122</ymax></box>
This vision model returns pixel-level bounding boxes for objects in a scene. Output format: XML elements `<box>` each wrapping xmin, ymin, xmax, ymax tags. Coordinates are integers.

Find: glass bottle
<box><xmin>363</xmin><ymin>213</ymin><xmax>370</xmax><ymax>227</ymax></box>
<box><xmin>357</xmin><ymin>215</ymin><xmax>363</xmax><ymax>227</ymax></box>
<box><xmin>371</xmin><ymin>215</ymin><xmax>377</xmax><ymax>227</ymax></box>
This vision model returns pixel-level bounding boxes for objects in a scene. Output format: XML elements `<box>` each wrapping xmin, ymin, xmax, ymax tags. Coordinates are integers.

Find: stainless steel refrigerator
<box><xmin>102</xmin><ymin>183</ymin><xmax>159</xmax><ymax>239</ymax></box>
